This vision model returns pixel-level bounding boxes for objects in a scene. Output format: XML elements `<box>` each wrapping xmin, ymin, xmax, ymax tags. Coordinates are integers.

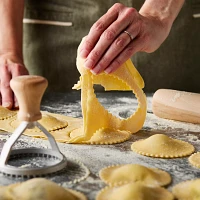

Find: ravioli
<box><xmin>10</xmin><ymin>112</ymin><xmax>68</xmax><ymax>132</ymax></box>
<box><xmin>96</xmin><ymin>182</ymin><xmax>174</xmax><ymax>200</ymax></box>
<box><xmin>172</xmin><ymin>179</ymin><xmax>200</xmax><ymax>200</ymax></box>
<box><xmin>0</xmin><ymin>106</ymin><xmax>16</xmax><ymax>120</ymax></box>
<box><xmin>99</xmin><ymin>164</ymin><xmax>171</xmax><ymax>186</ymax></box>
<box><xmin>0</xmin><ymin>112</ymin><xmax>70</xmax><ymax>135</ymax></box>
<box><xmin>0</xmin><ymin>186</ymin><xmax>9</xmax><ymax>200</ymax></box>
<box><xmin>189</xmin><ymin>152</ymin><xmax>200</xmax><ymax>168</ymax></box>
<box><xmin>70</xmin><ymin>128</ymin><xmax>131</xmax><ymax>144</ymax></box>
<box><xmin>3</xmin><ymin>178</ymin><xmax>87</xmax><ymax>200</ymax></box>
<box><xmin>131</xmin><ymin>134</ymin><xmax>194</xmax><ymax>158</ymax></box>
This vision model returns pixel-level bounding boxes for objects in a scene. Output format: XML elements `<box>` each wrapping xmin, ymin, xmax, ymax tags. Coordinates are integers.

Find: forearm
<box><xmin>0</xmin><ymin>0</ymin><xmax>24</xmax><ymax>59</ymax></box>
<box><xmin>139</xmin><ymin>0</ymin><xmax>185</xmax><ymax>31</ymax></box>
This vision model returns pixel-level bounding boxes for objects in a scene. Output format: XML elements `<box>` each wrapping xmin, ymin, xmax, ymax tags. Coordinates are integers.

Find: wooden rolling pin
<box><xmin>152</xmin><ymin>89</ymin><xmax>200</xmax><ymax>124</ymax></box>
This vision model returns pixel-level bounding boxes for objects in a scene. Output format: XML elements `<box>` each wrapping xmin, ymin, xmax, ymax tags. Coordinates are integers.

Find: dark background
<box><xmin>23</xmin><ymin>0</ymin><xmax>200</xmax><ymax>93</ymax></box>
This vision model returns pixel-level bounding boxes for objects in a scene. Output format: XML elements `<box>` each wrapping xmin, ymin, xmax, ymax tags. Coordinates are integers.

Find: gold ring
<box><xmin>124</xmin><ymin>30</ymin><xmax>134</xmax><ymax>40</ymax></box>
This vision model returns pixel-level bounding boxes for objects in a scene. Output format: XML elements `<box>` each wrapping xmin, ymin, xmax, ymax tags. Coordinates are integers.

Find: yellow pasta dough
<box><xmin>2</xmin><ymin>178</ymin><xmax>87</xmax><ymax>200</ymax></box>
<box><xmin>189</xmin><ymin>152</ymin><xmax>200</xmax><ymax>168</ymax></box>
<box><xmin>70</xmin><ymin>128</ymin><xmax>131</xmax><ymax>144</ymax></box>
<box><xmin>99</xmin><ymin>164</ymin><xmax>171</xmax><ymax>187</ymax></box>
<box><xmin>131</xmin><ymin>134</ymin><xmax>194</xmax><ymax>158</ymax></box>
<box><xmin>172</xmin><ymin>179</ymin><xmax>200</xmax><ymax>200</ymax></box>
<box><xmin>0</xmin><ymin>106</ymin><xmax>17</xmax><ymax>120</ymax></box>
<box><xmin>49</xmin><ymin>118</ymin><xmax>83</xmax><ymax>142</ymax></box>
<box><xmin>0</xmin><ymin>186</ymin><xmax>9</xmax><ymax>200</ymax></box>
<box><xmin>0</xmin><ymin>109</ymin><xmax>132</xmax><ymax>144</ymax></box>
<box><xmin>96</xmin><ymin>182</ymin><xmax>174</xmax><ymax>200</ymax></box>
<box><xmin>69</xmin><ymin>38</ymin><xmax>147</xmax><ymax>144</ymax></box>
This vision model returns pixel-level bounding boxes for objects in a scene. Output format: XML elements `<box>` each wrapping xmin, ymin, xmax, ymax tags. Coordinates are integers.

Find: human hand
<box><xmin>0</xmin><ymin>53</ymin><xmax>29</xmax><ymax>109</ymax></box>
<box><xmin>79</xmin><ymin>3</ymin><xmax>172</xmax><ymax>74</ymax></box>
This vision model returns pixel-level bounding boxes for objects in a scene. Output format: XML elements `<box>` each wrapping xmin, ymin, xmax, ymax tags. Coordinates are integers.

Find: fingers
<box><xmin>90</xmin><ymin>31</ymin><xmax>130</xmax><ymax>74</ymax></box>
<box><xmin>91</xmin><ymin>22</ymin><xmax>141</xmax><ymax>74</ymax></box>
<box><xmin>105</xmin><ymin>37</ymin><xmax>145</xmax><ymax>74</ymax></box>
<box><xmin>81</xmin><ymin>3</ymin><xmax>136</xmax><ymax>65</ymax></box>
<box><xmin>0</xmin><ymin>65</ymin><xmax>13</xmax><ymax>109</ymax></box>
<box><xmin>79</xmin><ymin>3</ymin><xmax>122</xmax><ymax>59</ymax></box>
<box><xmin>11</xmin><ymin>64</ymin><xmax>28</xmax><ymax>108</ymax></box>
<box><xmin>0</xmin><ymin>63</ymin><xmax>28</xmax><ymax>109</ymax></box>
<box><xmin>80</xmin><ymin>3</ymin><xmax>143</xmax><ymax>74</ymax></box>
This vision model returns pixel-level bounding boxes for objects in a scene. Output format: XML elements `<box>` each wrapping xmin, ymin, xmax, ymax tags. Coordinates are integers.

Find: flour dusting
<box><xmin>171</xmin><ymin>92</ymin><xmax>181</xmax><ymax>102</ymax></box>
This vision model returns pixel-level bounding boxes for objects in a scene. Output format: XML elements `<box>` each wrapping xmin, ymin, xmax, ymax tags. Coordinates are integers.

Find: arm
<box><xmin>139</xmin><ymin>0</ymin><xmax>184</xmax><ymax>51</ymax></box>
<box><xmin>80</xmin><ymin>0</ymin><xmax>184</xmax><ymax>74</ymax></box>
<box><xmin>0</xmin><ymin>0</ymin><xmax>28</xmax><ymax>109</ymax></box>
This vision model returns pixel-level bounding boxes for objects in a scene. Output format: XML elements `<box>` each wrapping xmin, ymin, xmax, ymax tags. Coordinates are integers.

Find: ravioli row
<box><xmin>97</xmin><ymin>163</ymin><xmax>200</xmax><ymax>200</ymax></box>
<box><xmin>0</xmin><ymin>163</ymin><xmax>199</xmax><ymax>200</ymax></box>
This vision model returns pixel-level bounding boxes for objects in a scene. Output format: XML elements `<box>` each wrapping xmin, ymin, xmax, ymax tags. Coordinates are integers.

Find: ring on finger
<box><xmin>124</xmin><ymin>30</ymin><xmax>134</xmax><ymax>41</ymax></box>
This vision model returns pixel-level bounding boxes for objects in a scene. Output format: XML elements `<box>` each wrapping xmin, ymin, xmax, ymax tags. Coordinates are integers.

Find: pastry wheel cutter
<box><xmin>0</xmin><ymin>75</ymin><xmax>67</xmax><ymax>177</ymax></box>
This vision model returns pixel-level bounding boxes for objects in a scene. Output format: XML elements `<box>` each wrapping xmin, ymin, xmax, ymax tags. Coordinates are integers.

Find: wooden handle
<box><xmin>10</xmin><ymin>75</ymin><xmax>48</xmax><ymax>122</ymax></box>
<box><xmin>152</xmin><ymin>89</ymin><xmax>200</xmax><ymax>124</ymax></box>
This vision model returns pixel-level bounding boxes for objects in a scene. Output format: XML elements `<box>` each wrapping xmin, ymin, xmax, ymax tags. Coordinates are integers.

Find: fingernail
<box><xmin>14</xmin><ymin>101</ymin><xmax>19</xmax><ymax>108</ymax></box>
<box><xmin>91</xmin><ymin>69</ymin><xmax>98</xmax><ymax>75</ymax></box>
<box><xmin>85</xmin><ymin>59</ymin><xmax>94</xmax><ymax>69</ymax></box>
<box><xmin>80</xmin><ymin>49</ymin><xmax>89</xmax><ymax>58</ymax></box>
<box><xmin>2</xmin><ymin>102</ymin><xmax>12</xmax><ymax>108</ymax></box>
<box><xmin>105</xmin><ymin>67</ymin><xmax>112</xmax><ymax>74</ymax></box>
<box><xmin>91</xmin><ymin>65</ymin><xmax>101</xmax><ymax>75</ymax></box>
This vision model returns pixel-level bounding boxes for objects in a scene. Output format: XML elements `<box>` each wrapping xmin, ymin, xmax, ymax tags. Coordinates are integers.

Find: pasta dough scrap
<box><xmin>189</xmin><ymin>152</ymin><xmax>200</xmax><ymax>168</ymax></box>
<box><xmin>0</xmin><ymin>106</ymin><xmax>16</xmax><ymax>120</ymax></box>
<box><xmin>172</xmin><ymin>179</ymin><xmax>200</xmax><ymax>200</ymax></box>
<box><xmin>96</xmin><ymin>182</ymin><xmax>174</xmax><ymax>200</ymax></box>
<box><xmin>70</xmin><ymin>128</ymin><xmax>131</xmax><ymax>144</ymax></box>
<box><xmin>99</xmin><ymin>164</ymin><xmax>171</xmax><ymax>187</ymax></box>
<box><xmin>73</xmin><ymin>59</ymin><xmax>144</xmax><ymax>91</ymax></box>
<box><xmin>48</xmin><ymin>118</ymin><xmax>83</xmax><ymax>142</ymax></box>
<box><xmin>131</xmin><ymin>134</ymin><xmax>194</xmax><ymax>158</ymax></box>
<box><xmin>3</xmin><ymin>178</ymin><xmax>87</xmax><ymax>200</ymax></box>
<box><xmin>70</xmin><ymin>38</ymin><xmax>147</xmax><ymax>143</ymax></box>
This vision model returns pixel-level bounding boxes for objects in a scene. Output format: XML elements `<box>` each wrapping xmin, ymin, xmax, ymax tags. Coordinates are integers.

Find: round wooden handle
<box><xmin>10</xmin><ymin>75</ymin><xmax>48</xmax><ymax>122</ymax></box>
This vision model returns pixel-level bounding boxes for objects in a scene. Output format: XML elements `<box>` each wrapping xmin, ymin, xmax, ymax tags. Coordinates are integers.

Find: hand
<box><xmin>79</xmin><ymin>3</ymin><xmax>172</xmax><ymax>74</ymax></box>
<box><xmin>0</xmin><ymin>53</ymin><xmax>29</xmax><ymax>109</ymax></box>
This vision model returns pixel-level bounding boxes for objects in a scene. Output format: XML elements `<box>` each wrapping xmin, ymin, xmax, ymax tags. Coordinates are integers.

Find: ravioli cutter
<box><xmin>0</xmin><ymin>75</ymin><xmax>67</xmax><ymax>177</ymax></box>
